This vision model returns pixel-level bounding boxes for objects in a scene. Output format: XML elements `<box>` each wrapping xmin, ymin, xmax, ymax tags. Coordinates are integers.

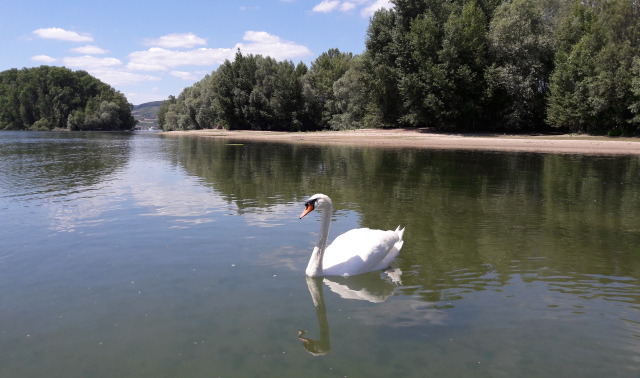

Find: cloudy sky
<box><xmin>1</xmin><ymin>0</ymin><xmax>393</xmax><ymax>105</ymax></box>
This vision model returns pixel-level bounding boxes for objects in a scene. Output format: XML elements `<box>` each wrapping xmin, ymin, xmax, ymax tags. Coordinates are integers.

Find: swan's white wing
<box><xmin>322</xmin><ymin>228</ymin><xmax>401</xmax><ymax>276</ymax></box>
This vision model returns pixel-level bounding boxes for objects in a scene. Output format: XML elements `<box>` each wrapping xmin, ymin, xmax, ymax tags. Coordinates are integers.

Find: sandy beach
<box><xmin>163</xmin><ymin>128</ymin><xmax>640</xmax><ymax>155</ymax></box>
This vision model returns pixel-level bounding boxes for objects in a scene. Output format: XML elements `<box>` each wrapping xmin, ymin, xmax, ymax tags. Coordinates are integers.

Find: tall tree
<box><xmin>548</xmin><ymin>0</ymin><xmax>640</xmax><ymax>134</ymax></box>
<box><xmin>393</xmin><ymin>0</ymin><xmax>490</xmax><ymax>129</ymax></box>
<box><xmin>485</xmin><ymin>0</ymin><xmax>556</xmax><ymax>130</ymax></box>
<box><xmin>329</xmin><ymin>55</ymin><xmax>369</xmax><ymax>130</ymax></box>
<box><xmin>363</xmin><ymin>8</ymin><xmax>404</xmax><ymax>127</ymax></box>
<box><xmin>305</xmin><ymin>48</ymin><xmax>354</xmax><ymax>128</ymax></box>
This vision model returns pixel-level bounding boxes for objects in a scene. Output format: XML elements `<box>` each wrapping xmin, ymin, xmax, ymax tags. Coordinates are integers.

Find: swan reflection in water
<box><xmin>298</xmin><ymin>269</ymin><xmax>402</xmax><ymax>355</ymax></box>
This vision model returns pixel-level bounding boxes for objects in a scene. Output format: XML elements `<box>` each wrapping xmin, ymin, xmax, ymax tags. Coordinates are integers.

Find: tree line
<box><xmin>160</xmin><ymin>0</ymin><xmax>640</xmax><ymax>135</ymax></box>
<box><xmin>0</xmin><ymin>66</ymin><xmax>136</xmax><ymax>131</ymax></box>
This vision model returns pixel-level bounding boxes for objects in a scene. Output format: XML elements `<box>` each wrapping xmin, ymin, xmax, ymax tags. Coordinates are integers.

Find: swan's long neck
<box><xmin>306</xmin><ymin>202</ymin><xmax>332</xmax><ymax>277</ymax></box>
<box><xmin>298</xmin><ymin>276</ymin><xmax>331</xmax><ymax>355</ymax></box>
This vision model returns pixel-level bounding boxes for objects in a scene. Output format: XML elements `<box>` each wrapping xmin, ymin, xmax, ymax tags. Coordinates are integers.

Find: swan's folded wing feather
<box><xmin>322</xmin><ymin>228</ymin><xmax>400</xmax><ymax>276</ymax></box>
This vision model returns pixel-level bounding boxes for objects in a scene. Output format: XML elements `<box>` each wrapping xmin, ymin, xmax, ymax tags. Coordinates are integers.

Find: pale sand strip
<box><xmin>163</xmin><ymin>129</ymin><xmax>640</xmax><ymax>155</ymax></box>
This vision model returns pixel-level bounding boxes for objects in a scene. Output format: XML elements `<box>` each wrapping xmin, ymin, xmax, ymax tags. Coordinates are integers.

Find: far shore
<box><xmin>162</xmin><ymin>128</ymin><xmax>640</xmax><ymax>155</ymax></box>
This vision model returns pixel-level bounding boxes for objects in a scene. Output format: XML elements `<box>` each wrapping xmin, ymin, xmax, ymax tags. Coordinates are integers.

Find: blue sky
<box><xmin>1</xmin><ymin>0</ymin><xmax>393</xmax><ymax>105</ymax></box>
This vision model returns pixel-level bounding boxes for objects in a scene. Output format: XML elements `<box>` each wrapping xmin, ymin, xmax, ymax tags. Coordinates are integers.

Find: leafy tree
<box><xmin>305</xmin><ymin>48</ymin><xmax>354</xmax><ymax>128</ymax></box>
<box><xmin>0</xmin><ymin>66</ymin><xmax>136</xmax><ymax>131</ymax></box>
<box><xmin>329</xmin><ymin>55</ymin><xmax>369</xmax><ymax>130</ymax></box>
<box><xmin>214</xmin><ymin>50</ymin><xmax>258</xmax><ymax>129</ymax></box>
<box><xmin>157</xmin><ymin>95</ymin><xmax>176</xmax><ymax>131</ymax></box>
<box><xmin>84</xmin><ymin>101</ymin><xmax>123</xmax><ymax>130</ymax></box>
<box><xmin>67</xmin><ymin>109</ymin><xmax>85</xmax><ymax>130</ymax></box>
<box><xmin>193</xmin><ymin>74</ymin><xmax>218</xmax><ymax>129</ymax></box>
<box><xmin>631</xmin><ymin>56</ymin><xmax>640</xmax><ymax>125</ymax></box>
<box><xmin>362</xmin><ymin>9</ymin><xmax>404</xmax><ymax>127</ymax></box>
<box><xmin>485</xmin><ymin>0</ymin><xmax>556</xmax><ymax>130</ymax></box>
<box><xmin>435</xmin><ymin>0</ymin><xmax>489</xmax><ymax>129</ymax></box>
<box><xmin>268</xmin><ymin>59</ymin><xmax>309</xmax><ymax>130</ymax></box>
<box><xmin>391</xmin><ymin>0</ymin><xmax>491</xmax><ymax>129</ymax></box>
<box><xmin>163</xmin><ymin>50</ymin><xmax>314</xmax><ymax>132</ymax></box>
<box><xmin>548</xmin><ymin>0</ymin><xmax>640</xmax><ymax>134</ymax></box>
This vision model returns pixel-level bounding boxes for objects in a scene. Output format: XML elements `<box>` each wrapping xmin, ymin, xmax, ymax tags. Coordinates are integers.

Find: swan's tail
<box><xmin>392</xmin><ymin>225</ymin><xmax>405</xmax><ymax>258</ymax></box>
<box><xmin>375</xmin><ymin>226</ymin><xmax>406</xmax><ymax>272</ymax></box>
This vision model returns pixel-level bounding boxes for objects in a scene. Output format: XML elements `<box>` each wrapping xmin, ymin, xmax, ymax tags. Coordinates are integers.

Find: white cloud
<box><xmin>32</xmin><ymin>27</ymin><xmax>93</xmax><ymax>42</ymax></box>
<box><xmin>170</xmin><ymin>70</ymin><xmax>209</xmax><ymax>81</ymax></box>
<box><xmin>70</xmin><ymin>45</ymin><xmax>109</xmax><ymax>54</ymax></box>
<box><xmin>144</xmin><ymin>33</ymin><xmax>207</xmax><ymax>49</ymax></box>
<box><xmin>361</xmin><ymin>0</ymin><xmax>393</xmax><ymax>17</ymax></box>
<box><xmin>90</xmin><ymin>69</ymin><xmax>162</xmax><ymax>87</ymax></box>
<box><xmin>243</xmin><ymin>31</ymin><xmax>281</xmax><ymax>44</ymax></box>
<box><xmin>127</xmin><ymin>31</ymin><xmax>310</xmax><ymax>72</ymax></box>
<box><xmin>127</xmin><ymin>47</ymin><xmax>233</xmax><ymax>71</ymax></box>
<box><xmin>234</xmin><ymin>31</ymin><xmax>312</xmax><ymax>61</ymax></box>
<box><xmin>311</xmin><ymin>0</ymin><xmax>393</xmax><ymax>17</ymax></box>
<box><xmin>60</xmin><ymin>55</ymin><xmax>160</xmax><ymax>86</ymax></box>
<box><xmin>340</xmin><ymin>2</ymin><xmax>356</xmax><ymax>11</ymax></box>
<box><xmin>29</xmin><ymin>30</ymin><xmax>309</xmax><ymax>92</ymax></box>
<box><xmin>31</xmin><ymin>55</ymin><xmax>56</xmax><ymax>63</ymax></box>
<box><xmin>313</xmin><ymin>0</ymin><xmax>340</xmax><ymax>12</ymax></box>
<box><xmin>63</xmin><ymin>55</ymin><xmax>122</xmax><ymax>70</ymax></box>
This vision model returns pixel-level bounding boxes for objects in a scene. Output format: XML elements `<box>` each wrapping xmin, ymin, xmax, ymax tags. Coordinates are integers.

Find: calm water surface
<box><xmin>1</xmin><ymin>131</ymin><xmax>639</xmax><ymax>377</ymax></box>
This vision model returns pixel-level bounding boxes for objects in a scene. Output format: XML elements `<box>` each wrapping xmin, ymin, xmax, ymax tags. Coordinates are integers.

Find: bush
<box><xmin>30</xmin><ymin>118</ymin><xmax>51</xmax><ymax>131</ymax></box>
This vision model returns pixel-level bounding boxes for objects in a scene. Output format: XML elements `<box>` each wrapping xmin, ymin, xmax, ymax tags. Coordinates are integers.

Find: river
<box><xmin>1</xmin><ymin>131</ymin><xmax>639</xmax><ymax>377</ymax></box>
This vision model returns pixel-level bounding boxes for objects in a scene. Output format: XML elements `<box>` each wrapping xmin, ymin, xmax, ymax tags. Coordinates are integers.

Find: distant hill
<box><xmin>132</xmin><ymin>101</ymin><xmax>163</xmax><ymax>130</ymax></box>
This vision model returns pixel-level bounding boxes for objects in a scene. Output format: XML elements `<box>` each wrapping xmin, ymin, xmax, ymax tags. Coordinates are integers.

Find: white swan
<box><xmin>299</xmin><ymin>194</ymin><xmax>404</xmax><ymax>277</ymax></box>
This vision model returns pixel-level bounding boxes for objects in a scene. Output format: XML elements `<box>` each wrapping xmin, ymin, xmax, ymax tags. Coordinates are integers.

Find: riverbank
<box><xmin>163</xmin><ymin>128</ymin><xmax>640</xmax><ymax>155</ymax></box>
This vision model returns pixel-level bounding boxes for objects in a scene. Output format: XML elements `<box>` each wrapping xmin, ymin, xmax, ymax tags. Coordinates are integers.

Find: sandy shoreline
<box><xmin>163</xmin><ymin>128</ymin><xmax>640</xmax><ymax>155</ymax></box>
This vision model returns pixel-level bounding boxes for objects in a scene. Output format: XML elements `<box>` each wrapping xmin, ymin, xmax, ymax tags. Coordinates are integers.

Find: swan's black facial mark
<box><xmin>299</xmin><ymin>198</ymin><xmax>318</xmax><ymax>219</ymax></box>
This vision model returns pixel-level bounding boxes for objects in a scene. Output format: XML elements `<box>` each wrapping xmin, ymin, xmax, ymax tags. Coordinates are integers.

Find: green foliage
<box><xmin>485</xmin><ymin>0</ymin><xmax>555</xmax><ymax>129</ymax></box>
<box><xmin>214</xmin><ymin>51</ymin><xmax>312</xmax><ymax>131</ymax></box>
<box><xmin>0</xmin><ymin>66</ymin><xmax>136</xmax><ymax>131</ymax></box>
<box><xmin>157</xmin><ymin>95</ymin><xmax>175</xmax><ymax>130</ymax></box>
<box><xmin>159</xmin><ymin>0</ymin><xmax>638</xmax><ymax>134</ymax></box>
<box><xmin>305</xmin><ymin>48</ymin><xmax>355</xmax><ymax>128</ymax></box>
<box><xmin>630</xmin><ymin>57</ymin><xmax>640</xmax><ymax>125</ymax></box>
<box><xmin>362</xmin><ymin>9</ymin><xmax>404</xmax><ymax>127</ymax></box>
<box><xmin>161</xmin><ymin>50</ymin><xmax>315</xmax><ymax>132</ymax></box>
<box><xmin>328</xmin><ymin>55</ymin><xmax>369</xmax><ymax>130</ymax></box>
<box><xmin>548</xmin><ymin>0</ymin><xmax>640</xmax><ymax>133</ymax></box>
<box><xmin>31</xmin><ymin>118</ymin><xmax>51</xmax><ymax>131</ymax></box>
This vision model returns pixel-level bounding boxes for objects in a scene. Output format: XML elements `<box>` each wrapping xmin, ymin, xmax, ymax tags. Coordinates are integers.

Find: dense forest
<box><xmin>0</xmin><ymin>66</ymin><xmax>136</xmax><ymax>131</ymax></box>
<box><xmin>160</xmin><ymin>0</ymin><xmax>640</xmax><ymax>135</ymax></box>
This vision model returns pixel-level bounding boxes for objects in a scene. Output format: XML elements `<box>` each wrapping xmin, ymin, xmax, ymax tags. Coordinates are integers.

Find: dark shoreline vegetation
<box><xmin>0</xmin><ymin>66</ymin><xmax>136</xmax><ymax>131</ymax></box>
<box><xmin>160</xmin><ymin>0</ymin><xmax>640</xmax><ymax>136</ymax></box>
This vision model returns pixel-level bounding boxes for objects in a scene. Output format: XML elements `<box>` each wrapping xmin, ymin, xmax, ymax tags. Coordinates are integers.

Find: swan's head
<box><xmin>299</xmin><ymin>194</ymin><xmax>332</xmax><ymax>219</ymax></box>
<box><xmin>298</xmin><ymin>330</ymin><xmax>330</xmax><ymax>356</ymax></box>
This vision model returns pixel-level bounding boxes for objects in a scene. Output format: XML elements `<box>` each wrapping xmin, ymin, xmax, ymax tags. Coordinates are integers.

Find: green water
<box><xmin>1</xmin><ymin>131</ymin><xmax>639</xmax><ymax>377</ymax></box>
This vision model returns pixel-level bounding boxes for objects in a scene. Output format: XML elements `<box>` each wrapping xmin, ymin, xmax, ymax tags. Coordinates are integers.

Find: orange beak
<box><xmin>299</xmin><ymin>203</ymin><xmax>314</xmax><ymax>219</ymax></box>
